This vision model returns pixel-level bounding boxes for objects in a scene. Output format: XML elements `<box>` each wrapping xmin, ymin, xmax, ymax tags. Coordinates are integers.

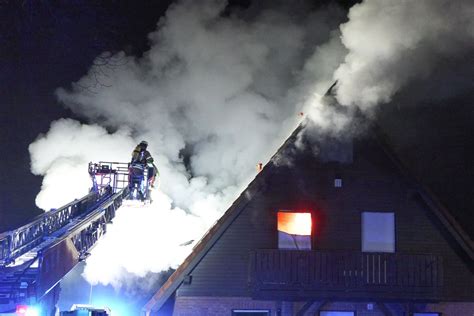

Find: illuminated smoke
<box><xmin>28</xmin><ymin>0</ymin><xmax>473</xmax><ymax>290</ymax></box>
<box><xmin>29</xmin><ymin>0</ymin><xmax>345</xmax><ymax>287</ymax></box>
<box><xmin>29</xmin><ymin>119</ymin><xmax>135</xmax><ymax>209</ymax></box>
<box><xmin>333</xmin><ymin>0</ymin><xmax>474</xmax><ymax>110</ymax></box>
<box><xmin>82</xmin><ymin>191</ymin><xmax>207</xmax><ymax>288</ymax></box>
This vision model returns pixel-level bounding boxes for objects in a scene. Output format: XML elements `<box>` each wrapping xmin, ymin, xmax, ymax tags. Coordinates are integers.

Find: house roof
<box><xmin>374</xmin><ymin>127</ymin><xmax>474</xmax><ymax>261</ymax></box>
<box><xmin>141</xmin><ymin>123</ymin><xmax>304</xmax><ymax>315</ymax></box>
<box><xmin>142</xmin><ymin>118</ymin><xmax>473</xmax><ymax>315</ymax></box>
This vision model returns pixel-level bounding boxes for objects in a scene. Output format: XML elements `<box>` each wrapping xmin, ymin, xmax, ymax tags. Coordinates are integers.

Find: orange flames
<box><xmin>277</xmin><ymin>212</ymin><xmax>311</xmax><ymax>236</ymax></box>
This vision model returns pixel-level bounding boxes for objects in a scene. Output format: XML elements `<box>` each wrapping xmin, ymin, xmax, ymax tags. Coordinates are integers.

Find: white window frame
<box><xmin>232</xmin><ymin>310</ymin><xmax>270</xmax><ymax>315</ymax></box>
<box><xmin>320</xmin><ymin>311</ymin><xmax>355</xmax><ymax>316</ymax></box>
<box><xmin>361</xmin><ymin>211</ymin><xmax>395</xmax><ymax>253</ymax></box>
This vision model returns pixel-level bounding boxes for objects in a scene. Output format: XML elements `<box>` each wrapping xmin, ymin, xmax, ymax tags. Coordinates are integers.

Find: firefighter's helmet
<box><xmin>139</xmin><ymin>140</ymin><xmax>148</xmax><ymax>148</ymax></box>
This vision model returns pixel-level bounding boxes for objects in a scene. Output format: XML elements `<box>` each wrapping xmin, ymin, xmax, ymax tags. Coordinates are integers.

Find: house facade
<box><xmin>143</xmin><ymin>123</ymin><xmax>474</xmax><ymax>316</ymax></box>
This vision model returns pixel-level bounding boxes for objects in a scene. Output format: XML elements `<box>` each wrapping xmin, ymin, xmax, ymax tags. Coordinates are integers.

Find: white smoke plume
<box><xmin>29</xmin><ymin>119</ymin><xmax>135</xmax><ymax>209</ymax></box>
<box><xmin>29</xmin><ymin>0</ymin><xmax>345</xmax><ymax>288</ymax></box>
<box><xmin>28</xmin><ymin>0</ymin><xmax>473</xmax><ymax>290</ymax></box>
<box><xmin>82</xmin><ymin>191</ymin><xmax>206</xmax><ymax>288</ymax></box>
<box><xmin>334</xmin><ymin>0</ymin><xmax>474</xmax><ymax>110</ymax></box>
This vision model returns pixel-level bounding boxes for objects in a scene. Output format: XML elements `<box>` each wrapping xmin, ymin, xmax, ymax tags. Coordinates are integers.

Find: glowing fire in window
<box><xmin>278</xmin><ymin>212</ymin><xmax>312</xmax><ymax>235</ymax></box>
<box><xmin>278</xmin><ymin>212</ymin><xmax>312</xmax><ymax>250</ymax></box>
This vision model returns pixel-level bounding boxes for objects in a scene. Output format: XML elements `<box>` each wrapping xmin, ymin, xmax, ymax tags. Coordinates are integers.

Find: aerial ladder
<box><xmin>0</xmin><ymin>162</ymin><xmax>137</xmax><ymax>316</ymax></box>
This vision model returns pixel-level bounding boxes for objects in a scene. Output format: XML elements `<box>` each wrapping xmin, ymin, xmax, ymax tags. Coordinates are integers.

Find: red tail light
<box><xmin>16</xmin><ymin>305</ymin><xmax>28</xmax><ymax>314</ymax></box>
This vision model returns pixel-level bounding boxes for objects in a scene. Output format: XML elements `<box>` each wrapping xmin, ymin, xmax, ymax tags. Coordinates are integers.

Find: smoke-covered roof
<box><xmin>142</xmin><ymin>120</ymin><xmax>473</xmax><ymax>314</ymax></box>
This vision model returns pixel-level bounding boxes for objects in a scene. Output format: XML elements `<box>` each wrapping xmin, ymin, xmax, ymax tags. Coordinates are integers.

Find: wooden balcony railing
<box><xmin>249</xmin><ymin>250</ymin><xmax>443</xmax><ymax>299</ymax></box>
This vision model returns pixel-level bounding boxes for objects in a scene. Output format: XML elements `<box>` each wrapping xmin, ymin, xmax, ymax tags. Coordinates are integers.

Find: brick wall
<box><xmin>173</xmin><ymin>297</ymin><xmax>474</xmax><ymax>316</ymax></box>
<box><xmin>419</xmin><ymin>302</ymin><xmax>474</xmax><ymax>316</ymax></box>
<box><xmin>173</xmin><ymin>296</ymin><xmax>277</xmax><ymax>316</ymax></box>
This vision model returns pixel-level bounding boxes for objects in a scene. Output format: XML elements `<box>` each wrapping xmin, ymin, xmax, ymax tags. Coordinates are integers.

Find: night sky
<box><xmin>0</xmin><ymin>1</ymin><xmax>174</xmax><ymax>231</ymax></box>
<box><xmin>0</xmin><ymin>0</ymin><xmax>472</xmax><ymax>241</ymax></box>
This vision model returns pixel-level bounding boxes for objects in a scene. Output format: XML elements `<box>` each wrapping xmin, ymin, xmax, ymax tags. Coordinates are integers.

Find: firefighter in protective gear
<box><xmin>131</xmin><ymin>141</ymin><xmax>159</xmax><ymax>188</ymax></box>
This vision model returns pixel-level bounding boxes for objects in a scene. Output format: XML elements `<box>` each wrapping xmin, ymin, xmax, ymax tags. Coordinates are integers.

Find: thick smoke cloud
<box><xmin>28</xmin><ymin>0</ymin><xmax>473</xmax><ymax>291</ymax></box>
<box><xmin>334</xmin><ymin>0</ymin><xmax>474</xmax><ymax>110</ymax></box>
<box><xmin>82</xmin><ymin>191</ymin><xmax>205</xmax><ymax>288</ymax></box>
<box><xmin>29</xmin><ymin>119</ymin><xmax>135</xmax><ymax>209</ymax></box>
<box><xmin>29</xmin><ymin>0</ymin><xmax>345</xmax><ymax>288</ymax></box>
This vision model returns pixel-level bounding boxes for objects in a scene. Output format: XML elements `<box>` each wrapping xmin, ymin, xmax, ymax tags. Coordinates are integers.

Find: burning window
<box><xmin>277</xmin><ymin>211</ymin><xmax>312</xmax><ymax>250</ymax></box>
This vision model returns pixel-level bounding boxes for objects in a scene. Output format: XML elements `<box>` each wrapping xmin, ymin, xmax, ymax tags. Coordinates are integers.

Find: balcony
<box><xmin>249</xmin><ymin>250</ymin><xmax>443</xmax><ymax>300</ymax></box>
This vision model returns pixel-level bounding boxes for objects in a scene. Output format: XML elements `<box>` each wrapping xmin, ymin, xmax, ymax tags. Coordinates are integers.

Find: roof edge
<box><xmin>142</xmin><ymin>123</ymin><xmax>305</xmax><ymax>315</ymax></box>
<box><xmin>373</xmin><ymin>125</ymin><xmax>474</xmax><ymax>261</ymax></box>
<box><xmin>143</xmin><ymin>118</ymin><xmax>473</xmax><ymax>315</ymax></box>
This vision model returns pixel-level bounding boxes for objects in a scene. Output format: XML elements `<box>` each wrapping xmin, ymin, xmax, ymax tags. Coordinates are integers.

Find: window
<box><xmin>362</xmin><ymin>211</ymin><xmax>395</xmax><ymax>252</ymax></box>
<box><xmin>277</xmin><ymin>211</ymin><xmax>312</xmax><ymax>250</ymax></box>
<box><xmin>232</xmin><ymin>310</ymin><xmax>270</xmax><ymax>316</ymax></box>
<box><xmin>320</xmin><ymin>312</ymin><xmax>355</xmax><ymax>316</ymax></box>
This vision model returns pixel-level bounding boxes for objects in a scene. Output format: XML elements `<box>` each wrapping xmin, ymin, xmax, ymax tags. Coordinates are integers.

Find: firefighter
<box><xmin>131</xmin><ymin>140</ymin><xmax>159</xmax><ymax>188</ymax></box>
